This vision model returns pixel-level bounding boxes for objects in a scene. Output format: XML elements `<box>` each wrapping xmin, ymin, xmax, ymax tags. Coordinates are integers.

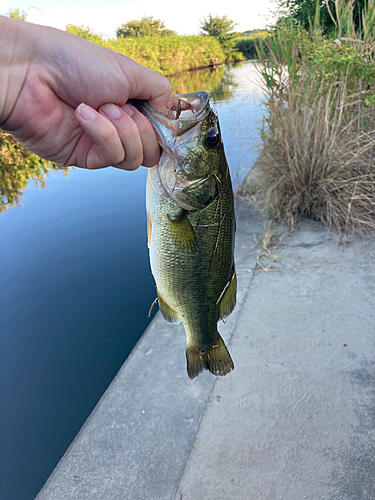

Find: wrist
<box><xmin>0</xmin><ymin>16</ymin><xmax>39</xmax><ymax>128</ymax></box>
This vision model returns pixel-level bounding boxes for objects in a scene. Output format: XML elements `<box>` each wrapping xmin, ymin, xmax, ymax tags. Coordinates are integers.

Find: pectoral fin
<box><xmin>218</xmin><ymin>265</ymin><xmax>237</xmax><ymax>320</ymax></box>
<box><xmin>167</xmin><ymin>212</ymin><xmax>197</xmax><ymax>252</ymax></box>
<box><xmin>157</xmin><ymin>291</ymin><xmax>181</xmax><ymax>324</ymax></box>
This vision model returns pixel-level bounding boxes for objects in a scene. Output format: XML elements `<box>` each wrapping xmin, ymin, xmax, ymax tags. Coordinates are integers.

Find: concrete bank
<box><xmin>37</xmin><ymin>198</ymin><xmax>375</xmax><ymax>500</ymax></box>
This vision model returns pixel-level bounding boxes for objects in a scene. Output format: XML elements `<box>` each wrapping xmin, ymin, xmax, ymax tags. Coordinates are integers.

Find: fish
<box><xmin>139</xmin><ymin>91</ymin><xmax>236</xmax><ymax>379</ymax></box>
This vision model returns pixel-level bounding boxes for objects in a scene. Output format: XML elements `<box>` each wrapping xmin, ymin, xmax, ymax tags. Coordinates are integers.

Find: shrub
<box><xmin>234</xmin><ymin>32</ymin><xmax>269</xmax><ymax>59</ymax></box>
<box><xmin>0</xmin><ymin>133</ymin><xmax>68</xmax><ymax>212</ymax></box>
<box><xmin>66</xmin><ymin>24</ymin><xmax>106</xmax><ymax>45</ymax></box>
<box><xmin>69</xmin><ymin>28</ymin><xmax>227</xmax><ymax>76</ymax></box>
<box><xmin>254</xmin><ymin>6</ymin><xmax>375</xmax><ymax>236</ymax></box>
<box><xmin>256</xmin><ymin>80</ymin><xmax>375</xmax><ymax>235</ymax></box>
<box><xmin>225</xmin><ymin>51</ymin><xmax>244</xmax><ymax>62</ymax></box>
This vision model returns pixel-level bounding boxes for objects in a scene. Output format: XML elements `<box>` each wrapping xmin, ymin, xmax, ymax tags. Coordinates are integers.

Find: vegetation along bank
<box><xmin>1</xmin><ymin>9</ymin><xmax>268</xmax><ymax>210</ymax></box>
<box><xmin>240</xmin><ymin>0</ymin><xmax>375</xmax><ymax>237</ymax></box>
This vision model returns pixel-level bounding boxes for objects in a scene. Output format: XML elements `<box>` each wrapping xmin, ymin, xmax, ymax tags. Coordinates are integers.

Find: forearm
<box><xmin>0</xmin><ymin>16</ymin><xmax>40</xmax><ymax>128</ymax></box>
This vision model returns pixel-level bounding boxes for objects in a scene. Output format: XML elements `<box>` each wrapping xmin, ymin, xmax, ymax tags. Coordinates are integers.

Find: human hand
<box><xmin>0</xmin><ymin>16</ymin><xmax>171</xmax><ymax>170</ymax></box>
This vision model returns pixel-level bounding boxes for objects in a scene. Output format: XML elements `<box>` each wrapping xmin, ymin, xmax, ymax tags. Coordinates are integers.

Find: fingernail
<box><xmin>100</xmin><ymin>103</ymin><xmax>122</xmax><ymax>119</ymax></box>
<box><xmin>123</xmin><ymin>104</ymin><xmax>135</xmax><ymax>117</ymax></box>
<box><xmin>77</xmin><ymin>103</ymin><xmax>97</xmax><ymax>122</ymax></box>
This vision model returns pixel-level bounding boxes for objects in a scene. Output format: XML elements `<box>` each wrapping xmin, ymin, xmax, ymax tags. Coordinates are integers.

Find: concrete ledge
<box><xmin>176</xmin><ymin>215</ymin><xmax>375</xmax><ymax>500</ymax></box>
<box><xmin>37</xmin><ymin>197</ymin><xmax>375</xmax><ymax>499</ymax></box>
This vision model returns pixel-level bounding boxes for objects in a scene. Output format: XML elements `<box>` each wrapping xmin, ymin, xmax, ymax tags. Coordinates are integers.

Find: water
<box><xmin>0</xmin><ymin>61</ymin><xmax>263</xmax><ymax>500</ymax></box>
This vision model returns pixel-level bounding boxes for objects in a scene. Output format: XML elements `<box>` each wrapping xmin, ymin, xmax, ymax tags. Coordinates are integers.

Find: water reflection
<box><xmin>0</xmin><ymin>61</ymin><xmax>264</xmax><ymax>500</ymax></box>
<box><xmin>0</xmin><ymin>62</ymin><xmax>259</xmax><ymax>214</ymax></box>
<box><xmin>0</xmin><ymin>132</ymin><xmax>68</xmax><ymax>213</ymax></box>
<box><xmin>169</xmin><ymin>63</ymin><xmax>238</xmax><ymax>104</ymax></box>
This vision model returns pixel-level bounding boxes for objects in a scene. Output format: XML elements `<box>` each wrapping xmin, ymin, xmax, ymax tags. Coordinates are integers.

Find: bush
<box><xmin>234</xmin><ymin>32</ymin><xmax>269</xmax><ymax>59</ymax></box>
<box><xmin>225</xmin><ymin>51</ymin><xmax>244</xmax><ymax>62</ymax></box>
<box><xmin>254</xmin><ymin>12</ymin><xmax>375</xmax><ymax>236</ymax></box>
<box><xmin>66</xmin><ymin>24</ymin><xmax>106</xmax><ymax>45</ymax></box>
<box><xmin>68</xmin><ymin>27</ymin><xmax>227</xmax><ymax>76</ymax></box>
<box><xmin>0</xmin><ymin>132</ymin><xmax>68</xmax><ymax>212</ymax></box>
<box><xmin>256</xmin><ymin>81</ymin><xmax>375</xmax><ymax>235</ymax></box>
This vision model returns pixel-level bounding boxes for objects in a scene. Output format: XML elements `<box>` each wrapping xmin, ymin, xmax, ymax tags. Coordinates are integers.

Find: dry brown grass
<box><xmin>255</xmin><ymin>81</ymin><xmax>375</xmax><ymax>237</ymax></box>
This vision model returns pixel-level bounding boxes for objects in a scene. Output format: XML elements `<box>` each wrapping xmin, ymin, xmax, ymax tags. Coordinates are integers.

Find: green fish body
<box><xmin>141</xmin><ymin>92</ymin><xmax>236</xmax><ymax>379</ymax></box>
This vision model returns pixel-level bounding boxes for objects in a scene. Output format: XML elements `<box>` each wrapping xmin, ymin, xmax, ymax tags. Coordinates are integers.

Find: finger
<box><xmin>121</xmin><ymin>104</ymin><xmax>161</xmax><ymax>167</ymax></box>
<box><xmin>75</xmin><ymin>103</ymin><xmax>125</xmax><ymax>169</ymax></box>
<box><xmin>126</xmin><ymin>60</ymin><xmax>172</xmax><ymax>114</ymax></box>
<box><xmin>148</xmin><ymin>77</ymin><xmax>172</xmax><ymax>115</ymax></box>
<box><xmin>98</xmin><ymin>103</ymin><xmax>144</xmax><ymax>171</ymax></box>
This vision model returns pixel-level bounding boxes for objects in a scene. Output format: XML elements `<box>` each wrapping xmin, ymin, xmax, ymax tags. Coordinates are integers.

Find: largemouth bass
<box><xmin>139</xmin><ymin>92</ymin><xmax>236</xmax><ymax>379</ymax></box>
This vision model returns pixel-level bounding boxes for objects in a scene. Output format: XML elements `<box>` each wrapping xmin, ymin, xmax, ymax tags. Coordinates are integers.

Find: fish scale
<box><xmin>140</xmin><ymin>91</ymin><xmax>236</xmax><ymax>379</ymax></box>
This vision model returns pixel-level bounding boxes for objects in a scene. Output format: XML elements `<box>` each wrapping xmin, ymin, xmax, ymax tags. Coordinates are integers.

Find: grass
<box><xmin>65</xmin><ymin>25</ymin><xmax>247</xmax><ymax>76</ymax></box>
<box><xmin>256</xmin><ymin>80</ymin><xmax>375</xmax><ymax>236</ymax></box>
<box><xmin>254</xmin><ymin>217</ymin><xmax>286</xmax><ymax>272</ymax></box>
<box><xmin>234</xmin><ymin>31</ymin><xmax>269</xmax><ymax>59</ymax></box>
<box><xmin>250</xmin><ymin>1</ymin><xmax>375</xmax><ymax>237</ymax></box>
<box><xmin>66</xmin><ymin>26</ymin><xmax>229</xmax><ymax>76</ymax></box>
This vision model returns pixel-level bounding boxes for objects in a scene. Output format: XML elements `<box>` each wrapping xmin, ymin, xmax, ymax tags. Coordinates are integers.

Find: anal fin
<box><xmin>157</xmin><ymin>291</ymin><xmax>181</xmax><ymax>324</ymax></box>
<box><xmin>218</xmin><ymin>265</ymin><xmax>237</xmax><ymax>320</ymax></box>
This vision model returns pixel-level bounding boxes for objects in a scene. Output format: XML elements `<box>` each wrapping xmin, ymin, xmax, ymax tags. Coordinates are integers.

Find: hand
<box><xmin>0</xmin><ymin>16</ymin><xmax>171</xmax><ymax>170</ymax></box>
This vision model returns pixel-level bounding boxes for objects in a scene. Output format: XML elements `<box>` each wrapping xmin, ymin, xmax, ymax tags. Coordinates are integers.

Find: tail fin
<box><xmin>186</xmin><ymin>334</ymin><xmax>234</xmax><ymax>380</ymax></box>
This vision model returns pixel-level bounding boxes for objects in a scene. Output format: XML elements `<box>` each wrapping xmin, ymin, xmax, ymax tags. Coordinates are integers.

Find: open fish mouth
<box><xmin>137</xmin><ymin>91</ymin><xmax>218</xmax><ymax>211</ymax></box>
<box><xmin>135</xmin><ymin>91</ymin><xmax>211</xmax><ymax>148</ymax></box>
<box><xmin>163</xmin><ymin>92</ymin><xmax>210</xmax><ymax>135</ymax></box>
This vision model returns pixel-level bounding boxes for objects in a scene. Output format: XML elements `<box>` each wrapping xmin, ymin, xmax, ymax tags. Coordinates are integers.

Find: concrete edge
<box><xmin>36</xmin><ymin>197</ymin><xmax>264</xmax><ymax>500</ymax></box>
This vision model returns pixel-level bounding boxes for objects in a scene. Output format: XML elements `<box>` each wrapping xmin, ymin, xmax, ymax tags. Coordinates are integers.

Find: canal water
<box><xmin>0</xmin><ymin>61</ymin><xmax>263</xmax><ymax>500</ymax></box>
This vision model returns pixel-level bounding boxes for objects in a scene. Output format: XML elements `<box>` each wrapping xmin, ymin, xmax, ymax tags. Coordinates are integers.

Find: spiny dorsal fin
<box><xmin>157</xmin><ymin>290</ymin><xmax>181</xmax><ymax>324</ymax></box>
<box><xmin>186</xmin><ymin>334</ymin><xmax>234</xmax><ymax>379</ymax></box>
<box><xmin>167</xmin><ymin>212</ymin><xmax>197</xmax><ymax>252</ymax></box>
<box><xmin>218</xmin><ymin>265</ymin><xmax>237</xmax><ymax>320</ymax></box>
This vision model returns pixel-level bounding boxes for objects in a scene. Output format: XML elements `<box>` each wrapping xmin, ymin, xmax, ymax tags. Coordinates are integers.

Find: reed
<box><xmin>253</xmin><ymin>1</ymin><xmax>375</xmax><ymax>236</ymax></box>
<box><xmin>66</xmin><ymin>26</ymin><xmax>228</xmax><ymax>76</ymax></box>
<box><xmin>234</xmin><ymin>32</ymin><xmax>269</xmax><ymax>59</ymax></box>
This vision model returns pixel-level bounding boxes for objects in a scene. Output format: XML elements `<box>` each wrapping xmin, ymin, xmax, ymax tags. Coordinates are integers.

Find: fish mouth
<box><xmin>135</xmin><ymin>92</ymin><xmax>217</xmax><ymax>210</ymax></box>
<box><xmin>135</xmin><ymin>91</ymin><xmax>210</xmax><ymax>148</ymax></box>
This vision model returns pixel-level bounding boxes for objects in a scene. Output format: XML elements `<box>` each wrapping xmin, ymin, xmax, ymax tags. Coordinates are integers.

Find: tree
<box><xmin>0</xmin><ymin>132</ymin><xmax>67</xmax><ymax>213</ymax></box>
<box><xmin>6</xmin><ymin>8</ymin><xmax>27</xmax><ymax>21</ymax></box>
<box><xmin>116</xmin><ymin>16</ymin><xmax>175</xmax><ymax>38</ymax></box>
<box><xmin>199</xmin><ymin>14</ymin><xmax>238</xmax><ymax>52</ymax></box>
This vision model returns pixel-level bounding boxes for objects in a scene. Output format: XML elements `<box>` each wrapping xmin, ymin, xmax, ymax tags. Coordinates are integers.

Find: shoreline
<box><xmin>36</xmin><ymin>191</ymin><xmax>375</xmax><ymax>499</ymax></box>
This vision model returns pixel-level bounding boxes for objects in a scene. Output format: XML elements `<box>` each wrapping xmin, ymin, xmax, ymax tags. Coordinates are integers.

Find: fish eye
<box><xmin>205</xmin><ymin>128</ymin><xmax>220</xmax><ymax>148</ymax></box>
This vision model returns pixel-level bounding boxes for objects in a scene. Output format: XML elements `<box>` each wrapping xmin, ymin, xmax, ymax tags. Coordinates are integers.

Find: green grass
<box><xmin>234</xmin><ymin>32</ymin><xmax>269</xmax><ymax>59</ymax></box>
<box><xmin>66</xmin><ymin>25</ymin><xmax>228</xmax><ymax>76</ymax></box>
<box><xmin>252</xmin><ymin>1</ymin><xmax>375</xmax><ymax>236</ymax></box>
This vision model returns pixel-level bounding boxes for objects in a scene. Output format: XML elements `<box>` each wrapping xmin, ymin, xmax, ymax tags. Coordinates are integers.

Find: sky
<box><xmin>3</xmin><ymin>0</ymin><xmax>276</xmax><ymax>38</ymax></box>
